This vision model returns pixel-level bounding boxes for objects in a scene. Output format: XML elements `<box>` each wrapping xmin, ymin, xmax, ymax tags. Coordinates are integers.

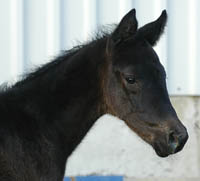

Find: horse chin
<box><xmin>154</xmin><ymin>148</ymin><xmax>170</xmax><ymax>158</ymax></box>
<box><xmin>153</xmin><ymin>143</ymin><xmax>171</xmax><ymax>158</ymax></box>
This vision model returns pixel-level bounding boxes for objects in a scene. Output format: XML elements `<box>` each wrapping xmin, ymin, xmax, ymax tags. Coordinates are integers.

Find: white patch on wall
<box><xmin>65</xmin><ymin>112</ymin><xmax>199</xmax><ymax>178</ymax></box>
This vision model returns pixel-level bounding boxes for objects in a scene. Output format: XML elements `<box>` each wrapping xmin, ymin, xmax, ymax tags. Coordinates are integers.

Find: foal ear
<box><xmin>111</xmin><ymin>9</ymin><xmax>138</xmax><ymax>44</ymax></box>
<box><xmin>137</xmin><ymin>10</ymin><xmax>167</xmax><ymax>46</ymax></box>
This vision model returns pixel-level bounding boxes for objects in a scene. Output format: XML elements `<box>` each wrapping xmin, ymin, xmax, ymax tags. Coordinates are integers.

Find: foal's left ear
<box><xmin>111</xmin><ymin>9</ymin><xmax>138</xmax><ymax>44</ymax></box>
<box><xmin>137</xmin><ymin>10</ymin><xmax>167</xmax><ymax>46</ymax></box>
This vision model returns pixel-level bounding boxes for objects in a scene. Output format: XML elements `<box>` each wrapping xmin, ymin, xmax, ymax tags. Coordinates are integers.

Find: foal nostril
<box><xmin>175</xmin><ymin>129</ymin><xmax>189</xmax><ymax>153</ymax></box>
<box><xmin>168</xmin><ymin>131</ymin><xmax>179</xmax><ymax>153</ymax></box>
<box><xmin>168</xmin><ymin>129</ymin><xmax>189</xmax><ymax>154</ymax></box>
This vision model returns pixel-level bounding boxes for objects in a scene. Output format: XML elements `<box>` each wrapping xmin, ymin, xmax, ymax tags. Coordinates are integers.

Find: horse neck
<box><xmin>12</xmin><ymin>38</ymin><xmax>107</xmax><ymax>157</ymax></box>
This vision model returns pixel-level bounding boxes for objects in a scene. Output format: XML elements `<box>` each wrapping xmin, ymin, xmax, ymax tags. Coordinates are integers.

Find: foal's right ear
<box><xmin>111</xmin><ymin>9</ymin><xmax>138</xmax><ymax>44</ymax></box>
<box><xmin>137</xmin><ymin>10</ymin><xmax>167</xmax><ymax>46</ymax></box>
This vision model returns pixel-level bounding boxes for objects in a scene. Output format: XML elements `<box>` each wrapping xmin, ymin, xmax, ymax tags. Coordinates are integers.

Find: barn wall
<box><xmin>0</xmin><ymin>0</ymin><xmax>200</xmax><ymax>95</ymax></box>
<box><xmin>0</xmin><ymin>0</ymin><xmax>199</xmax><ymax>180</ymax></box>
<box><xmin>66</xmin><ymin>97</ymin><xmax>200</xmax><ymax>180</ymax></box>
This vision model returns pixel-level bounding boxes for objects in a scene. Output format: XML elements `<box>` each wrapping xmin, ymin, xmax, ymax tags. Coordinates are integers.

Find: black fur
<box><xmin>0</xmin><ymin>36</ymin><xmax>107</xmax><ymax>180</ymax></box>
<box><xmin>0</xmin><ymin>9</ymin><xmax>188</xmax><ymax>181</ymax></box>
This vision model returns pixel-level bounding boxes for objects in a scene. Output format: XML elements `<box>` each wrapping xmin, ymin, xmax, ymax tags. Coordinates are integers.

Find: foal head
<box><xmin>102</xmin><ymin>9</ymin><xmax>188</xmax><ymax>157</ymax></box>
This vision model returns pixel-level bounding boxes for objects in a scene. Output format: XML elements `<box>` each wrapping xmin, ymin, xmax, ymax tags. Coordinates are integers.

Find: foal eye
<box><xmin>125</xmin><ymin>76</ymin><xmax>136</xmax><ymax>84</ymax></box>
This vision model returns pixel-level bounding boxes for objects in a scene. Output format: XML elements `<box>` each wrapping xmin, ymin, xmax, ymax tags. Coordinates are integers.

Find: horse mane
<box><xmin>14</xmin><ymin>48</ymin><xmax>80</xmax><ymax>88</ymax></box>
<box><xmin>0</xmin><ymin>25</ymin><xmax>115</xmax><ymax>95</ymax></box>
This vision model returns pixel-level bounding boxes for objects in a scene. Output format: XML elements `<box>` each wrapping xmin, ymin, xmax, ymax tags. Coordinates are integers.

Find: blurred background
<box><xmin>0</xmin><ymin>0</ymin><xmax>199</xmax><ymax>181</ymax></box>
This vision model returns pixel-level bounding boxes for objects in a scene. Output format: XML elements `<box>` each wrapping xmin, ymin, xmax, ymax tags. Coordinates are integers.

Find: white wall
<box><xmin>66</xmin><ymin>97</ymin><xmax>200</xmax><ymax>179</ymax></box>
<box><xmin>0</xmin><ymin>0</ymin><xmax>200</xmax><ymax>95</ymax></box>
